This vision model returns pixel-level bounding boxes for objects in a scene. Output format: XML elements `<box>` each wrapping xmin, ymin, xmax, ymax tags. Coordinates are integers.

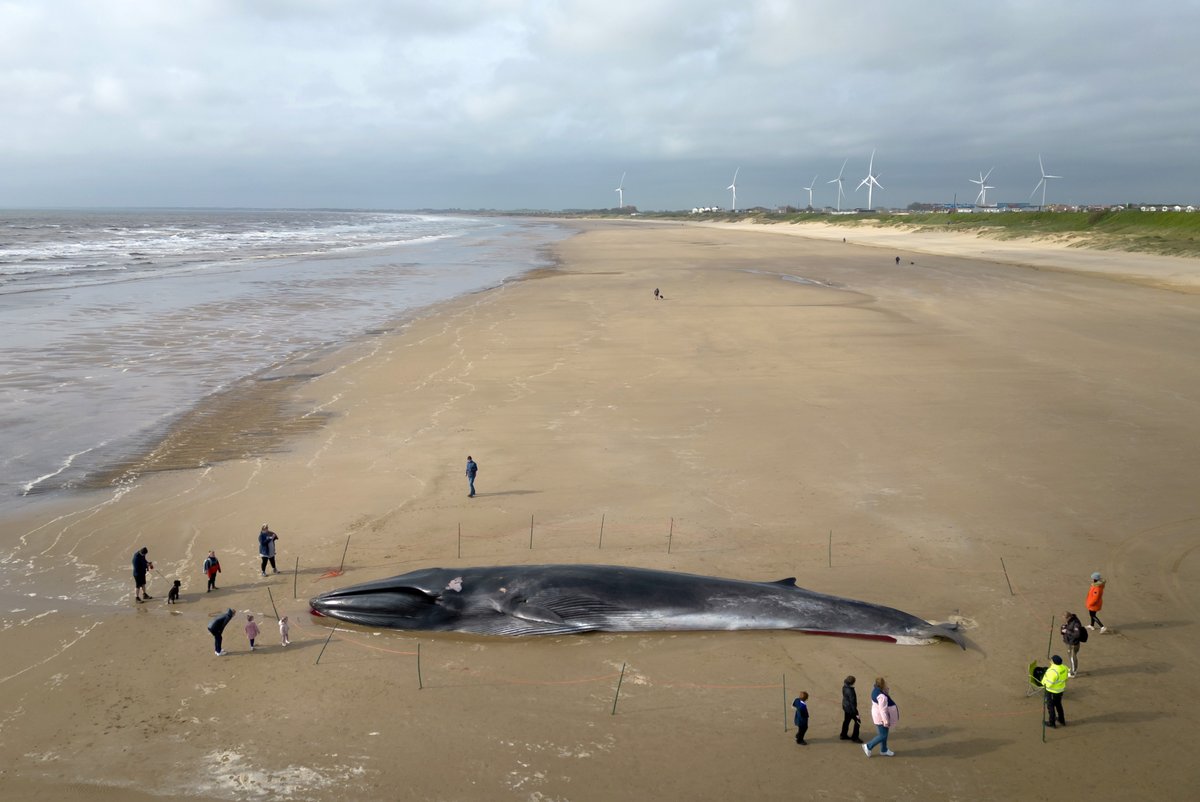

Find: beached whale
<box><xmin>309</xmin><ymin>564</ymin><xmax>965</xmax><ymax>647</ymax></box>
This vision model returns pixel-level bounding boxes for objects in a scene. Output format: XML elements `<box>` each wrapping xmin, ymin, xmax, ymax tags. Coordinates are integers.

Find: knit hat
<box><xmin>1051</xmin><ymin>655</ymin><xmax>1063</xmax><ymax>664</ymax></box>
<box><xmin>1091</xmin><ymin>572</ymin><xmax>1102</xmax><ymax>580</ymax></box>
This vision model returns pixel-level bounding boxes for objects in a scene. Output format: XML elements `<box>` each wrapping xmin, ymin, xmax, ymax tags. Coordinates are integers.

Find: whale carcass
<box><xmin>309</xmin><ymin>564</ymin><xmax>965</xmax><ymax>647</ymax></box>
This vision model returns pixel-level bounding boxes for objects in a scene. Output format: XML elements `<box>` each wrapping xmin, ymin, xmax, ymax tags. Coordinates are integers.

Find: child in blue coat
<box><xmin>792</xmin><ymin>691</ymin><xmax>810</xmax><ymax>745</ymax></box>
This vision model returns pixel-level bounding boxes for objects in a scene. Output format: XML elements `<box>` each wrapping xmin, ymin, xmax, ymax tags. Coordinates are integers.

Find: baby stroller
<box><xmin>1026</xmin><ymin>660</ymin><xmax>1047</xmax><ymax>696</ymax></box>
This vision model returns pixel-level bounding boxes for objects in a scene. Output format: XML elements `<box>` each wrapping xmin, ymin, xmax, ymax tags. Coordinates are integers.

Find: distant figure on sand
<box><xmin>895</xmin><ymin>256</ymin><xmax>900</xmax><ymax>265</ymax></box>
<box><xmin>1061</xmin><ymin>611</ymin><xmax>1087</xmax><ymax>677</ymax></box>
<box><xmin>1041</xmin><ymin>655</ymin><xmax>1069</xmax><ymax>727</ymax></box>
<box><xmin>792</xmin><ymin>691</ymin><xmax>810</xmax><ymax>745</ymax></box>
<box><xmin>167</xmin><ymin>580</ymin><xmax>181</xmax><ymax>604</ymax></box>
<box><xmin>279</xmin><ymin>615</ymin><xmax>290</xmax><ymax>647</ymax></box>
<box><xmin>863</xmin><ymin>678</ymin><xmax>898</xmax><ymax>757</ymax></box>
<box><xmin>208</xmin><ymin>608</ymin><xmax>235</xmax><ymax>655</ymax></box>
<box><xmin>465</xmin><ymin>456</ymin><xmax>478</xmax><ymax>497</ymax></box>
<box><xmin>840</xmin><ymin>675</ymin><xmax>862</xmax><ymax>743</ymax></box>
<box><xmin>204</xmin><ymin>550</ymin><xmax>221</xmax><ymax>591</ymax></box>
<box><xmin>1086</xmin><ymin>572</ymin><xmax>1107</xmax><ymax>632</ymax></box>
<box><xmin>258</xmin><ymin>525</ymin><xmax>279</xmax><ymax>576</ymax></box>
<box><xmin>132</xmin><ymin>546</ymin><xmax>153</xmax><ymax>602</ymax></box>
<box><xmin>654</xmin><ymin>287</ymin><xmax>660</xmax><ymax>299</ymax></box>
<box><xmin>245</xmin><ymin>614</ymin><xmax>260</xmax><ymax>650</ymax></box>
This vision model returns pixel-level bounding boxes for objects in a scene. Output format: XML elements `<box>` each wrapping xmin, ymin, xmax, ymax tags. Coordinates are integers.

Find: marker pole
<box><xmin>529</xmin><ymin>515</ymin><xmax>534</xmax><ymax>549</ymax></box>
<box><xmin>1001</xmin><ymin>557</ymin><xmax>1015</xmax><ymax>595</ymax></box>
<box><xmin>293</xmin><ymin>557</ymin><xmax>299</xmax><ymax>599</ymax></box>
<box><xmin>266</xmin><ymin>586</ymin><xmax>280</xmax><ymax>621</ymax></box>
<box><xmin>828</xmin><ymin>530</ymin><xmax>832</xmax><ymax>568</ymax></box>
<box><xmin>1046</xmin><ymin>615</ymin><xmax>1055</xmax><ymax>660</ymax></box>
<box><xmin>315</xmin><ymin>624</ymin><xmax>338</xmax><ymax>665</ymax></box>
<box><xmin>458</xmin><ymin>523</ymin><xmax>462</xmax><ymax>559</ymax></box>
<box><xmin>417</xmin><ymin>642</ymin><xmax>424</xmax><ymax>690</ymax></box>
<box><xmin>667</xmin><ymin>518</ymin><xmax>674</xmax><ymax>554</ymax></box>
<box><xmin>598</xmin><ymin>514</ymin><xmax>605</xmax><ymax>549</ymax></box>
<box><xmin>783</xmin><ymin>674</ymin><xmax>788</xmax><ymax>732</ymax></box>
<box><xmin>337</xmin><ymin>534</ymin><xmax>351</xmax><ymax>574</ymax></box>
<box><xmin>611</xmin><ymin>662</ymin><xmax>627</xmax><ymax>715</ymax></box>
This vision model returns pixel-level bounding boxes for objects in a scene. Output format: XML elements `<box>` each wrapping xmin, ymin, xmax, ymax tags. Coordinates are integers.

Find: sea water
<box><xmin>0</xmin><ymin>209</ymin><xmax>570</xmax><ymax>521</ymax></box>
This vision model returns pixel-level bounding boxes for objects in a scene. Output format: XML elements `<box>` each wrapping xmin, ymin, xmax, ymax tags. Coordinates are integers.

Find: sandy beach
<box><xmin>2</xmin><ymin>220</ymin><xmax>1199</xmax><ymax>801</ymax></box>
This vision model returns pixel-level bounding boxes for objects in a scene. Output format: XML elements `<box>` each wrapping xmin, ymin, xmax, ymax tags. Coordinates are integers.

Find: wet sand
<box><xmin>2</xmin><ymin>221</ymin><xmax>1199</xmax><ymax>801</ymax></box>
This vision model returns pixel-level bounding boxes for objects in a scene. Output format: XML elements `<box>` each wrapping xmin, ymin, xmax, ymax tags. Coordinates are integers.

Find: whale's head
<box><xmin>309</xmin><ymin>569</ymin><xmax>461</xmax><ymax>629</ymax></box>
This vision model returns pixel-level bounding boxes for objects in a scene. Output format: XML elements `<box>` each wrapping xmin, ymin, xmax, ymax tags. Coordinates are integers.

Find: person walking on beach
<box><xmin>862</xmin><ymin>677</ymin><xmax>898</xmax><ymax>757</ymax></box>
<box><xmin>792</xmin><ymin>691</ymin><xmax>810</xmax><ymax>745</ymax></box>
<box><xmin>1041</xmin><ymin>655</ymin><xmax>1069</xmax><ymax>727</ymax></box>
<box><xmin>245</xmin><ymin>613</ymin><xmax>260</xmax><ymax>650</ymax></box>
<box><xmin>208</xmin><ymin>608</ymin><xmax>235</xmax><ymax>655</ymax></box>
<box><xmin>131</xmin><ymin>546</ymin><xmax>154</xmax><ymax>602</ymax></box>
<box><xmin>840</xmin><ymin>675</ymin><xmax>863</xmax><ymax>743</ymax></box>
<box><xmin>279</xmin><ymin>615</ymin><xmax>290</xmax><ymax>647</ymax></box>
<box><xmin>258</xmin><ymin>525</ymin><xmax>279</xmax><ymax>576</ymax></box>
<box><xmin>203</xmin><ymin>550</ymin><xmax>221</xmax><ymax>591</ymax></box>
<box><xmin>654</xmin><ymin>287</ymin><xmax>660</xmax><ymax>300</ymax></box>
<box><xmin>465</xmin><ymin>456</ymin><xmax>478</xmax><ymax>498</ymax></box>
<box><xmin>1086</xmin><ymin>572</ymin><xmax>1107</xmax><ymax>632</ymax></box>
<box><xmin>1061</xmin><ymin>610</ymin><xmax>1087</xmax><ymax>677</ymax></box>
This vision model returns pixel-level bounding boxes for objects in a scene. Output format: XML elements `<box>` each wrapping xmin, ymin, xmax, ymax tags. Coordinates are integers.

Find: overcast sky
<box><xmin>2</xmin><ymin>1</ymin><xmax>1197</xmax><ymax>210</ymax></box>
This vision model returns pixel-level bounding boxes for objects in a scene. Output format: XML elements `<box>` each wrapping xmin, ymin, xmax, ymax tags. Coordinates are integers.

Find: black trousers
<box><xmin>1045</xmin><ymin>691</ymin><xmax>1065</xmax><ymax>725</ymax></box>
<box><xmin>261</xmin><ymin>556</ymin><xmax>277</xmax><ymax>573</ymax></box>
<box><xmin>794</xmin><ymin>722</ymin><xmax>808</xmax><ymax>743</ymax></box>
<box><xmin>1088</xmin><ymin>610</ymin><xmax>1104</xmax><ymax>628</ymax></box>
<box><xmin>212</xmin><ymin>632</ymin><xmax>223</xmax><ymax>653</ymax></box>
<box><xmin>841</xmin><ymin>712</ymin><xmax>861</xmax><ymax>739</ymax></box>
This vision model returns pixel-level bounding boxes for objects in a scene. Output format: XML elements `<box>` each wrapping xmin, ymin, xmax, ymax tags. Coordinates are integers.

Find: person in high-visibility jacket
<box><xmin>1041</xmin><ymin>655</ymin><xmax>1070</xmax><ymax>727</ymax></box>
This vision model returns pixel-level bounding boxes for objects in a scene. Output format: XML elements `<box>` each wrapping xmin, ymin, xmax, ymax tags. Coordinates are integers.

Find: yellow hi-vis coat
<box><xmin>1041</xmin><ymin>663</ymin><xmax>1069</xmax><ymax>693</ymax></box>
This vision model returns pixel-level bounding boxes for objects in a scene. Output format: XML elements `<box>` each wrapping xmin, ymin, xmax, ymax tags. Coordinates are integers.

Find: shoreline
<box><xmin>2</xmin><ymin>221</ymin><xmax>1198</xmax><ymax>800</ymax></box>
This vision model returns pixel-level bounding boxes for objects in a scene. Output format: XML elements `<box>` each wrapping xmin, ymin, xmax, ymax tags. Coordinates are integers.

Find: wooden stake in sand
<box><xmin>529</xmin><ymin>514</ymin><xmax>534</xmax><ymax>549</ymax></box>
<box><xmin>293</xmin><ymin>556</ymin><xmax>299</xmax><ymax>599</ymax></box>
<box><xmin>457</xmin><ymin>523</ymin><xmax>462</xmax><ymax>559</ymax></box>
<box><xmin>1001</xmin><ymin>557</ymin><xmax>1015</xmax><ymax>595</ymax></box>
<box><xmin>598</xmin><ymin>513</ymin><xmax>605</xmax><ymax>549</ymax></box>
<box><xmin>782</xmin><ymin>674</ymin><xmax>788</xmax><ymax>732</ymax></box>
<box><xmin>611</xmin><ymin>662</ymin><xmax>627</xmax><ymax>715</ymax></box>
<box><xmin>266</xmin><ymin>586</ymin><xmax>280</xmax><ymax>621</ymax></box>
<box><xmin>828</xmin><ymin>530</ymin><xmax>832</xmax><ymax>568</ymax></box>
<box><xmin>1046</xmin><ymin>615</ymin><xmax>1056</xmax><ymax>660</ymax></box>
<box><xmin>315</xmin><ymin>624</ymin><xmax>338</xmax><ymax>665</ymax></box>
<box><xmin>337</xmin><ymin>534</ymin><xmax>351</xmax><ymax>574</ymax></box>
<box><xmin>667</xmin><ymin>518</ymin><xmax>674</xmax><ymax>554</ymax></box>
<box><xmin>417</xmin><ymin>642</ymin><xmax>424</xmax><ymax>690</ymax></box>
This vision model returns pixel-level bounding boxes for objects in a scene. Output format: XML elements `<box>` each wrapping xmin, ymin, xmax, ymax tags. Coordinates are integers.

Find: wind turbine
<box><xmin>727</xmin><ymin>167</ymin><xmax>739</xmax><ymax>211</ymax></box>
<box><xmin>970</xmin><ymin>168</ymin><xmax>995</xmax><ymax>207</ymax></box>
<box><xmin>827</xmin><ymin>159</ymin><xmax>848</xmax><ymax>211</ymax></box>
<box><xmin>803</xmin><ymin>174</ymin><xmax>818</xmax><ymax>209</ymax></box>
<box><xmin>1031</xmin><ymin>155</ymin><xmax>1062</xmax><ymax>210</ymax></box>
<box><xmin>614</xmin><ymin>172</ymin><xmax>626</xmax><ymax>209</ymax></box>
<box><xmin>856</xmin><ymin>149</ymin><xmax>883</xmax><ymax>211</ymax></box>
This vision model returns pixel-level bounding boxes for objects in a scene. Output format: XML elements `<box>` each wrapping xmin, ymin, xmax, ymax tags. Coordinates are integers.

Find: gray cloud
<box><xmin>1</xmin><ymin>0</ymin><xmax>1197</xmax><ymax>208</ymax></box>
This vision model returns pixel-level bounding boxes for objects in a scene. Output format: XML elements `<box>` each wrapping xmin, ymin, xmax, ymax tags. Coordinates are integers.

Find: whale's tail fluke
<box><xmin>927</xmin><ymin>622</ymin><xmax>967</xmax><ymax>650</ymax></box>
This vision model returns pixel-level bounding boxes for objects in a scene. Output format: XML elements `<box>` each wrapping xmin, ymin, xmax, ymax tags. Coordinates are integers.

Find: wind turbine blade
<box><xmin>732</xmin><ymin>167</ymin><xmax>740</xmax><ymax>184</ymax></box>
<box><xmin>1039</xmin><ymin>154</ymin><xmax>1046</xmax><ymax>176</ymax></box>
<box><xmin>983</xmin><ymin>167</ymin><xmax>994</xmax><ymax>182</ymax></box>
<box><xmin>1031</xmin><ymin>179</ymin><xmax>1044</xmax><ymax>198</ymax></box>
<box><xmin>837</xmin><ymin>158</ymin><xmax>847</xmax><ymax>179</ymax></box>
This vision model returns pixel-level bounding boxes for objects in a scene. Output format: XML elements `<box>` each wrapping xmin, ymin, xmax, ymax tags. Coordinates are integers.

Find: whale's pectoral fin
<box><xmin>508</xmin><ymin>601</ymin><xmax>568</xmax><ymax>625</ymax></box>
<box><xmin>771</xmin><ymin>577</ymin><xmax>798</xmax><ymax>587</ymax></box>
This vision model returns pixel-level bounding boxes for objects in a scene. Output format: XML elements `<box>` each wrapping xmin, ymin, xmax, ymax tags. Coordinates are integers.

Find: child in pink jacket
<box><xmin>245</xmin><ymin>613</ymin><xmax>260</xmax><ymax>651</ymax></box>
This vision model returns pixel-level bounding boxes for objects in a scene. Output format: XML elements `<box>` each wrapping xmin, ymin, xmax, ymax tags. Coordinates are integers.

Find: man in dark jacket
<box><xmin>840</xmin><ymin>675</ymin><xmax>862</xmax><ymax>742</ymax></box>
<box><xmin>131</xmin><ymin>547</ymin><xmax>153</xmax><ymax>602</ymax></box>
<box><xmin>465</xmin><ymin>456</ymin><xmax>478</xmax><ymax>498</ymax></box>
<box><xmin>208</xmin><ymin>608</ymin><xmax>235</xmax><ymax>656</ymax></box>
<box><xmin>1061</xmin><ymin>611</ymin><xmax>1086</xmax><ymax>678</ymax></box>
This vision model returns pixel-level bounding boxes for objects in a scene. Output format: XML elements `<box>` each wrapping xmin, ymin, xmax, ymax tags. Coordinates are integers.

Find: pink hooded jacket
<box><xmin>871</xmin><ymin>691</ymin><xmax>899</xmax><ymax>728</ymax></box>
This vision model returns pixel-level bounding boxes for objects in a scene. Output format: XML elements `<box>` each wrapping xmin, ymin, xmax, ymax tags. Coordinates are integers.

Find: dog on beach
<box><xmin>167</xmin><ymin>580</ymin><xmax>181</xmax><ymax>604</ymax></box>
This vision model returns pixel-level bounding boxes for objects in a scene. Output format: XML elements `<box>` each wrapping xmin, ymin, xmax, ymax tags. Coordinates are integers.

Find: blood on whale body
<box><xmin>309</xmin><ymin>564</ymin><xmax>966</xmax><ymax>648</ymax></box>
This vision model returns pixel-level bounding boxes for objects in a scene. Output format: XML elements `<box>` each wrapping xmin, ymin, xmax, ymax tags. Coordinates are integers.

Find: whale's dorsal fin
<box><xmin>771</xmin><ymin>577</ymin><xmax>798</xmax><ymax>587</ymax></box>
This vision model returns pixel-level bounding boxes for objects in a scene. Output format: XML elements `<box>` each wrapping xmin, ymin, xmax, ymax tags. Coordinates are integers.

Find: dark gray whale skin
<box><xmin>309</xmin><ymin>564</ymin><xmax>965</xmax><ymax>647</ymax></box>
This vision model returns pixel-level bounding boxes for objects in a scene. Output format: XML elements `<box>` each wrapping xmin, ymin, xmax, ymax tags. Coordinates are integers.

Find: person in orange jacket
<box><xmin>1086</xmin><ymin>572</ymin><xmax>1106</xmax><ymax>633</ymax></box>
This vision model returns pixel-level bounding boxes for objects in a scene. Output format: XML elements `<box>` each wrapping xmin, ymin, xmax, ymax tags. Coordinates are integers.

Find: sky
<box><xmin>1</xmin><ymin>0</ymin><xmax>1198</xmax><ymax>211</ymax></box>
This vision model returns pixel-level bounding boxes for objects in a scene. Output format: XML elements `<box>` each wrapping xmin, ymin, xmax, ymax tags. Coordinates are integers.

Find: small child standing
<box><xmin>245</xmin><ymin>613</ymin><xmax>260</xmax><ymax>650</ymax></box>
<box><xmin>279</xmin><ymin>615</ymin><xmax>290</xmax><ymax>647</ymax></box>
<box><xmin>792</xmin><ymin>691</ymin><xmax>810</xmax><ymax>745</ymax></box>
<box><xmin>1086</xmin><ymin>572</ymin><xmax>1107</xmax><ymax>632</ymax></box>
